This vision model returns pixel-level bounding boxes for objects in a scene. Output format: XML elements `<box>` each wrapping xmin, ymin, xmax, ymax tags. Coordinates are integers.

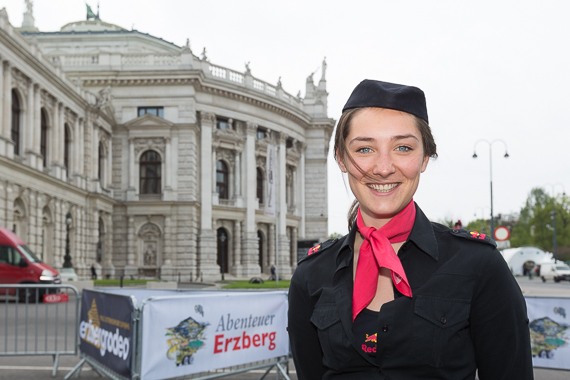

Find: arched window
<box><xmin>98</xmin><ymin>141</ymin><xmax>104</xmax><ymax>184</ymax></box>
<box><xmin>40</xmin><ymin>109</ymin><xmax>49</xmax><ymax>167</ymax></box>
<box><xmin>11</xmin><ymin>90</ymin><xmax>21</xmax><ymax>156</ymax></box>
<box><xmin>286</xmin><ymin>166</ymin><xmax>295</xmax><ymax>209</ymax></box>
<box><xmin>256</xmin><ymin>167</ymin><xmax>264</xmax><ymax>204</ymax></box>
<box><xmin>257</xmin><ymin>230</ymin><xmax>264</xmax><ymax>268</ymax></box>
<box><xmin>140</xmin><ymin>150</ymin><xmax>161</xmax><ymax>194</ymax></box>
<box><xmin>216</xmin><ymin>160</ymin><xmax>229</xmax><ymax>199</ymax></box>
<box><xmin>217</xmin><ymin>227</ymin><xmax>229</xmax><ymax>275</ymax></box>
<box><xmin>97</xmin><ymin>217</ymin><xmax>105</xmax><ymax>263</ymax></box>
<box><xmin>64</xmin><ymin>123</ymin><xmax>71</xmax><ymax>172</ymax></box>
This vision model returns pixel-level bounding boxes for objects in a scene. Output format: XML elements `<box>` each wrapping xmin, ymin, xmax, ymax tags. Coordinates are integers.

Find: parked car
<box><xmin>539</xmin><ymin>261</ymin><xmax>570</xmax><ymax>283</ymax></box>
<box><xmin>0</xmin><ymin>227</ymin><xmax>61</xmax><ymax>302</ymax></box>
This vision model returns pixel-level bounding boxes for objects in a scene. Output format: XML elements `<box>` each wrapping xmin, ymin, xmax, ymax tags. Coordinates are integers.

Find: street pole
<box><xmin>551</xmin><ymin>210</ymin><xmax>557</xmax><ymax>261</ymax></box>
<box><xmin>473</xmin><ymin>139</ymin><xmax>509</xmax><ymax>237</ymax></box>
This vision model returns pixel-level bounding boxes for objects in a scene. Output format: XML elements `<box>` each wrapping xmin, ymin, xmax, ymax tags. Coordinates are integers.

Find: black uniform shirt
<box><xmin>288</xmin><ymin>205</ymin><xmax>533</xmax><ymax>380</ymax></box>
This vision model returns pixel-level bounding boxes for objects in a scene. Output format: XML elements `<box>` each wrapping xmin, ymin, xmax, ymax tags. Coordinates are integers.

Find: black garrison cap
<box><xmin>342</xmin><ymin>79</ymin><xmax>428</xmax><ymax>123</ymax></box>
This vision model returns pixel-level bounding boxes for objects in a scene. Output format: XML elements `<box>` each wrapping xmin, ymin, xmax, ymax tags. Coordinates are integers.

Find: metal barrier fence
<box><xmin>0</xmin><ymin>284</ymin><xmax>80</xmax><ymax>376</ymax></box>
<box><xmin>65</xmin><ymin>289</ymin><xmax>292</xmax><ymax>380</ymax></box>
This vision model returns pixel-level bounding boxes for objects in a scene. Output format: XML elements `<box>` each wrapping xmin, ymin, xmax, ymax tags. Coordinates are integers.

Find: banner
<box><xmin>79</xmin><ymin>289</ymin><xmax>135</xmax><ymax>378</ymax></box>
<box><xmin>139</xmin><ymin>291</ymin><xmax>288</xmax><ymax>380</ymax></box>
<box><xmin>526</xmin><ymin>296</ymin><xmax>570</xmax><ymax>370</ymax></box>
<box><xmin>265</xmin><ymin>144</ymin><xmax>276</xmax><ymax>216</ymax></box>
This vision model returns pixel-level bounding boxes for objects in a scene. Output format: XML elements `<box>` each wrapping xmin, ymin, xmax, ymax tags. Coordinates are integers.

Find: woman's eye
<box><xmin>356</xmin><ymin>147</ymin><xmax>373</xmax><ymax>153</ymax></box>
<box><xmin>396</xmin><ymin>146</ymin><xmax>412</xmax><ymax>152</ymax></box>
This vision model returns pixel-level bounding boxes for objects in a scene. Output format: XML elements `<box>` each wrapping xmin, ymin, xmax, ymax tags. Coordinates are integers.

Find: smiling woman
<box><xmin>288</xmin><ymin>79</ymin><xmax>534</xmax><ymax>380</ymax></box>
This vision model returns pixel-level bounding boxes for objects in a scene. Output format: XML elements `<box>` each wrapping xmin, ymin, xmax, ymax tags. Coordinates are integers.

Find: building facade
<box><xmin>0</xmin><ymin>5</ymin><xmax>334</xmax><ymax>281</ymax></box>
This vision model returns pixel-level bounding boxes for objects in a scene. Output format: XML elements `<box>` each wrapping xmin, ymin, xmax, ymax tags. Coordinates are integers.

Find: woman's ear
<box><xmin>337</xmin><ymin>155</ymin><xmax>347</xmax><ymax>173</ymax></box>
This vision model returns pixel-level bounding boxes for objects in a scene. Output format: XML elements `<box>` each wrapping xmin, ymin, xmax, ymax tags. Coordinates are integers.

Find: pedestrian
<box><xmin>90</xmin><ymin>263</ymin><xmax>97</xmax><ymax>280</ymax></box>
<box><xmin>288</xmin><ymin>79</ymin><xmax>533</xmax><ymax>379</ymax></box>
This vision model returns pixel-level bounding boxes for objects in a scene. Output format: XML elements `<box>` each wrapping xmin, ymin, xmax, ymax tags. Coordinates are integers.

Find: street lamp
<box><xmin>63</xmin><ymin>212</ymin><xmax>73</xmax><ymax>268</ymax></box>
<box><xmin>551</xmin><ymin>210</ymin><xmax>558</xmax><ymax>261</ymax></box>
<box><xmin>472</xmin><ymin>139</ymin><xmax>509</xmax><ymax>237</ymax></box>
<box><xmin>544</xmin><ymin>183</ymin><xmax>564</xmax><ymax>260</ymax></box>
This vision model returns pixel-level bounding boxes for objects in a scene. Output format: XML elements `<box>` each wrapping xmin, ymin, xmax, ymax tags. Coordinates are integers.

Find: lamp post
<box><xmin>551</xmin><ymin>210</ymin><xmax>558</xmax><ymax>261</ymax></box>
<box><xmin>472</xmin><ymin>139</ymin><xmax>509</xmax><ymax>237</ymax></box>
<box><xmin>545</xmin><ymin>183</ymin><xmax>564</xmax><ymax>261</ymax></box>
<box><xmin>63</xmin><ymin>212</ymin><xmax>73</xmax><ymax>268</ymax></box>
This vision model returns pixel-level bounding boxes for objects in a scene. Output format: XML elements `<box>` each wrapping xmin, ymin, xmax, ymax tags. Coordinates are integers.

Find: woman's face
<box><xmin>337</xmin><ymin>108</ymin><xmax>429</xmax><ymax>227</ymax></box>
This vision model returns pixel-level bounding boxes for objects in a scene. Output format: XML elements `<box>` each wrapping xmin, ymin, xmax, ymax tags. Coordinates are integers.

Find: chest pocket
<box><xmin>310</xmin><ymin>301</ymin><xmax>355</xmax><ymax>369</ymax></box>
<box><xmin>412</xmin><ymin>296</ymin><xmax>472</xmax><ymax>367</ymax></box>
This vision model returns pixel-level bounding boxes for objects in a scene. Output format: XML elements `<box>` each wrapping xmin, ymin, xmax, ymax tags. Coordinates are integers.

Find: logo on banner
<box><xmin>165</xmin><ymin>315</ymin><xmax>209</xmax><ymax>366</ymax></box>
<box><xmin>530</xmin><ymin>307</ymin><xmax>569</xmax><ymax>359</ymax></box>
<box><xmin>79</xmin><ymin>299</ymin><xmax>131</xmax><ymax>360</ymax></box>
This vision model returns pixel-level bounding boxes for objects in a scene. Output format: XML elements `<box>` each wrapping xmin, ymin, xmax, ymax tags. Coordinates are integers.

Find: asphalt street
<box><xmin>0</xmin><ymin>277</ymin><xmax>568</xmax><ymax>380</ymax></box>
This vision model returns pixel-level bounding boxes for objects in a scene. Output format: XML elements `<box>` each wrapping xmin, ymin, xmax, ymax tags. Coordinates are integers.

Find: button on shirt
<box><xmin>288</xmin><ymin>205</ymin><xmax>533</xmax><ymax>380</ymax></box>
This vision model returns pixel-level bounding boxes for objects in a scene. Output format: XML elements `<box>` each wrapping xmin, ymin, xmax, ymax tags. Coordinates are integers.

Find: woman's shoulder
<box><xmin>299</xmin><ymin>237</ymin><xmax>344</xmax><ymax>265</ymax></box>
<box><xmin>431</xmin><ymin>222</ymin><xmax>497</xmax><ymax>249</ymax></box>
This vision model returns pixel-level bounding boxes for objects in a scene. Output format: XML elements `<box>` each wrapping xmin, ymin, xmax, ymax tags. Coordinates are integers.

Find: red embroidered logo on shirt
<box><xmin>364</xmin><ymin>333</ymin><xmax>377</xmax><ymax>343</ymax></box>
<box><xmin>307</xmin><ymin>244</ymin><xmax>321</xmax><ymax>255</ymax></box>
<box><xmin>469</xmin><ymin>231</ymin><xmax>486</xmax><ymax>240</ymax></box>
<box><xmin>361</xmin><ymin>332</ymin><xmax>377</xmax><ymax>354</ymax></box>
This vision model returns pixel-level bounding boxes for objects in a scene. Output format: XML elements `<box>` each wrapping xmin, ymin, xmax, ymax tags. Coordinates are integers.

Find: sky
<box><xmin>2</xmin><ymin>0</ymin><xmax>570</xmax><ymax>236</ymax></box>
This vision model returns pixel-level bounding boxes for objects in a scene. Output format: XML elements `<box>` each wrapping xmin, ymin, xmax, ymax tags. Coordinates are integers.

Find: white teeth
<box><xmin>368</xmin><ymin>183</ymin><xmax>398</xmax><ymax>192</ymax></box>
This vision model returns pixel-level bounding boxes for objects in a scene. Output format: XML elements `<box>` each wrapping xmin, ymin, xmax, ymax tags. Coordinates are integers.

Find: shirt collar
<box><xmin>335</xmin><ymin>202</ymin><xmax>439</xmax><ymax>265</ymax></box>
<box><xmin>408</xmin><ymin>204</ymin><xmax>439</xmax><ymax>260</ymax></box>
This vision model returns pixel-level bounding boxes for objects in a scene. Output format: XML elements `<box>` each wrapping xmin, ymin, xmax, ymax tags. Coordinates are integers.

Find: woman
<box><xmin>288</xmin><ymin>79</ymin><xmax>533</xmax><ymax>379</ymax></box>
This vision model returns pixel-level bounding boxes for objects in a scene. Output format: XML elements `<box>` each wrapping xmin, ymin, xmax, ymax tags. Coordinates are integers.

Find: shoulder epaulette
<box><xmin>450</xmin><ymin>229</ymin><xmax>497</xmax><ymax>247</ymax></box>
<box><xmin>299</xmin><ymin>238</ymin><xmax>338</xmax><ymax>263</ymax></box>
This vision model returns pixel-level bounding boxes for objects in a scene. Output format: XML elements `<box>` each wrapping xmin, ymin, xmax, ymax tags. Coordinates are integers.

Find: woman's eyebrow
<box><xmin>348</xmin><ymin>134</ymin><xmax>419</xmax><ymax>146</ymax></box>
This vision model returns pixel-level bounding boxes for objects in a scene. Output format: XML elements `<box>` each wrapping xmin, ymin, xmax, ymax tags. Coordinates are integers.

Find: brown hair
<box><xmin>333</xmin><ymin>107</ymin><xmax>438</xmax><ymax>230</ymax></box>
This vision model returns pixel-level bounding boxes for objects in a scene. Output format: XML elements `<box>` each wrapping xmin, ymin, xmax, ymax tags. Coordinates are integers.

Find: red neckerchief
<box><xmin>353</xmin><ymin>200</ymin><xmax>415</xmax><ymax>320</ymax></box>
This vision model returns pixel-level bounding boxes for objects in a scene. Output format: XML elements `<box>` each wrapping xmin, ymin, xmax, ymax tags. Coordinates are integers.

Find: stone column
<box><xmin>197</xmin><ymin>112</ymin><xmax>218</xmax><ymax>280</ymax></box>
<box><xmin>234</xmin><ymin>151</ymin><xmax>241</xmax><ymax>198</ymax></box>
<box><xmin>268</xmin><ymin>223</ymin><xmax>275</xmax><ymax>267</ymax></box>
<box><xmin>163</xmin><ymin>137</ymin><xmax>173</xmax><ymax>199</ymax></box>
<box><xmin>239</xmin><ymin>122</ymin><xmax>260</xmax><ymax>276</ymax></box>
<box><xmin>76</xmin><ymin>118</ymin><xmax>85</xmax><ymax>187</ymax></box>
<box><xmin>24</xmin><ymin>80</ymin><xmax>35</xmax><ymax>167</ymax></box>
<box><xmin>277</xmin><ymin>133</ymin><xmax>291</xmax><ymax>277</ymax></box>
<box><xmin>103</xmin><ymin>212</ymin><xmax>115</xmax><ymax>277</ymax></box>
<box><xmin>299</xmin><ymin>143</ymin><xmax>307</xmax><ymax>238</ymax></box>
<box><xmin>0</xmin><ymin>59</ymin><xmax>4</xmax><ymax>145</ymax></box>
<box><xmin>33</xmin><ymin>84</ymin><xmax>41</xmax><ymax>170</ymax></box>
<box><xmin>231</xmin><ymin>220</ymin><xmax>242</xmax><ymax>275</ymax></box>
<box><xmin>124</xmin><ymin>216</ymin><xmax>138</xmax><ymax>277</ymax></box>
<box><xmin>3</xmin><ymin>62</ymin><xmax>13</xmax><ymax>157</ymax></box>
<box><xmin>127</xmin><ymin>138</ymin><xmax>136</xmax><ymax>200</ymax></box>
<box><xmin>291</xmin><ymin>227</ymin><xmax>298</xmax><ymax>271</ymax></box>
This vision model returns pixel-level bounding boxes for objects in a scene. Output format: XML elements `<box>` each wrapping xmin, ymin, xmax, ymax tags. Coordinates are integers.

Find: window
<box><xmin>256</xmin><ymin>127</ymin><xmax>267</xmax><ymax>140</ymax></box>
<box><xmin>137</xmin><ymin>107</ymin><xmax>164</xmax><ymax>118</ymax></box>
<box><xmin>98</xmin><ymin>142</ymin><xmax>104</xmax><ymax>182</ymax></box>
<box><xmin>64</xmin><ymin>123</ymin><xmax>71</xmax><ymax>171</ymax></box>
<box><xmin>140</xmin><ymin>150</ymin><xmax>162</xmax><ymax>194</ymax></box>
<box><xmin>216</xmin><ymin>117</ymin><xmax>231</xmax><ymax>130</ymax></box>
<box><xmin>256</xmin><ymin>167</ymin><xmax>264</xmax><ymax>203</ymax></box>
<box><xmin>11</xmin><ymin>90</ymin><xmax>21</xmax><ymax>156</ymax></box>
<box><xmin>217</xmin><ymin>227</ymin><xmax>229</xmax><ymax>274</ymax></box>
<box><xmin>40</xmin><ymin>109</ymin><xmax>48</xmax><ymax>167</ymax></box>
<box><xmin>286</xmin><ymin>166</ymin><xmax>294</xmax><ymax>208</ymax></box>
<box><xmin>216</xmin><ymin>160</ymin><xmax>229</xmax><ymax>199</ymax></box>
<box><xmin>257</xmin><ymin>230</ymin><xmax>264</xmax><ymax>268</ymax></box>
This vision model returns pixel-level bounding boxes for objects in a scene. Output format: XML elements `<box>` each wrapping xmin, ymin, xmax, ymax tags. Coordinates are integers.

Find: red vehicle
<box><xmin>0</xmin><ymin>227</ymin><xmax>61</xmax><ymax>302</ymax></box>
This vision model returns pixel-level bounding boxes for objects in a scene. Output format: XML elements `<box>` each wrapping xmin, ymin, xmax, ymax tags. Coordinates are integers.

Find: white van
<box><xmin>539</xmin><ymin>261</ymin><xmax>570</xmax><ymax>283</ymax></box>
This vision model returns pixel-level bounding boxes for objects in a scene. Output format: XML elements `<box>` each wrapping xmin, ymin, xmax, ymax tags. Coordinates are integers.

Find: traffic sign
<box><xmin>494</xmin><ymin>226</ymin><xmax>510</xmax><ymax>241</ymax></box>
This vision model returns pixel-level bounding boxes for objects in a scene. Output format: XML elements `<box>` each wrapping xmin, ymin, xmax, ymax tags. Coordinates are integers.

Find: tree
<box><xmin>511</xmin><ymin>187</ymin><xmax>570</xmax><ymax>260</ymax></box>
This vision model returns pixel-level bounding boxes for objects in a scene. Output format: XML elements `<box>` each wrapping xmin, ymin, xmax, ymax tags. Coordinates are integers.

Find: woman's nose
<box><xmin>371</xmin><ymin>152</ymin><xmax>396</xmax><ymax>177</ymax></box>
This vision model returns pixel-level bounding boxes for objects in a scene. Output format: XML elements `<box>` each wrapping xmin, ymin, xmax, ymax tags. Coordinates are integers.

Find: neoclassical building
<box><xmin>0</xmin><ymin>4</ymin><xmax>334</xmax><ymax>281</ymax></box>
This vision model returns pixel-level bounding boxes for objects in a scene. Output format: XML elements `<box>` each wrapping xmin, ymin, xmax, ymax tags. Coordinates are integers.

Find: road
<box><xmin>0</xmin><ymin>277</ymin><xmax>568</xmax><ymax>379</ymax></box>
